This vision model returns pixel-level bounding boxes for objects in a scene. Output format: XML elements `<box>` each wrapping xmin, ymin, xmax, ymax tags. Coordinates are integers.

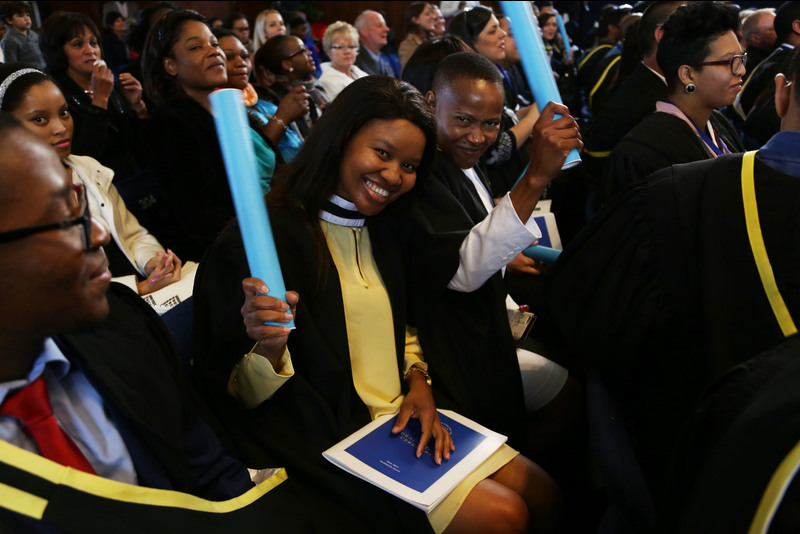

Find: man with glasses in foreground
<box><xmin>0</xmin><ymin>115</ymin><xmax>307</xmax><ymax>532</ymax></box>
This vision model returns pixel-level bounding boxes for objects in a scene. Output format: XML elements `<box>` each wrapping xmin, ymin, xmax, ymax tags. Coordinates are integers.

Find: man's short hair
<box><xmin>354</xmin><ymin>10</ymin><xmax>375</xmax><ymax>32</ymax></box>
<box><xmin>742</xmin><ymin>8</ymin><xmax>776</xmax><ymax>43</ymax></box>
<box><xmin>431</xmin><ymin>52</ymin><xmax>503</xmax><ymax>95</ymax></box>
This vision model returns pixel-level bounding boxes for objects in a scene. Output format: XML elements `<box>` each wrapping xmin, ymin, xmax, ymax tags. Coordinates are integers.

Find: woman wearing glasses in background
<box><xmin>317</xmin><ymin>21</ymin><xmax>368</xmax><ymax>101</ymax></box>
<box><xmin>253</xmin><ymin>34</ymin><xmax>328</xmax><ymax>139</ymax></box>
<box><xmin>603</xmin><ymin>1</ymin><xmax>746</xmax><ymax>200</ymax></box>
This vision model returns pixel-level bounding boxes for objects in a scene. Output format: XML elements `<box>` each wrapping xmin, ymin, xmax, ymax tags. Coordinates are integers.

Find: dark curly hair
<box><xmin>656</xmin><ymin>1</ymin><xmax>741</xmax><ymax>91</ymax></box>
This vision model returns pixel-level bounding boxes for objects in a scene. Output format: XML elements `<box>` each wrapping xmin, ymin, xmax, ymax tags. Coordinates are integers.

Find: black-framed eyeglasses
<box><xmin>690</xmin><ymin>53</ymin><xmax>747</xmax><ymax>76</ymax></box>
<box><xmin>283</xmin><ymin>46</ymin><xmax>309</xmax><ymax>60</ymax></box>
<box><xmin>0</xmin><ymin>184</ymin><xmax>91</xmax><ymax>248</ymax></box>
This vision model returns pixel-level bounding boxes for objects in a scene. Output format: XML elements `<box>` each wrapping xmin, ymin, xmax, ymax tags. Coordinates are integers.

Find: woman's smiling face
<box><xmin>335</xmin><ymin>118</ymin><xmax>426</xmax><ymax>216</ymax></box>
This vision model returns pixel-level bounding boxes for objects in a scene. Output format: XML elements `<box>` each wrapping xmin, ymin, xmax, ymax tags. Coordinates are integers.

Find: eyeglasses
<box><xmin>0</xmin><ymin>184</ymin><xmax>92</xmax><ymax>248</ymax></box>
<box><xmin>330</xmin><ymin>44</ymin><xmax>358</xmax><ymax>51</ymax></box>
<box><xmin>282</xmin><ymin>46</ymin><xmax>309</xmax><ymax>60</ymax></box>
<box><xmin>689</xmin><ymin>53</ymin><xmax>747</xmax><ymax>76</ymax></box>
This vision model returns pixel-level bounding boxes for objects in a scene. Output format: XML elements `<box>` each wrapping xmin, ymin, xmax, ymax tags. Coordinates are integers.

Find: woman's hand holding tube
<box><xmin>241</xmin><ymin>277</ymin><xmax>298</xmax><ymax>371</ymax></box>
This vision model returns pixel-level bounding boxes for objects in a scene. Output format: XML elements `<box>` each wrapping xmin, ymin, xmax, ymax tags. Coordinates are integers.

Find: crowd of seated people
<box><xmin>2</xmin><ymin>2</ymin><xmax>800</xmax><ymax>533</ymax></box>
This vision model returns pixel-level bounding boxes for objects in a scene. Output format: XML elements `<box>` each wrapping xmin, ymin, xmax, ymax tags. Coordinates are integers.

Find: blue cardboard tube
<box><xmin>210</xmin><ymin>88</ymin><xmax>295</xmax><ymax>328</ymax></box>
<box><xmin>500</xmin><ymin>1</ymin><xmax>580</xmax><ymax>168</ymax></box>
<box><xmin>556</xmin><ymin>14</ymin><xmax>572</xmax><ymax>61</ymax></box>
<box><xmin>523</xmin><ymin>245</ymin><xmax>561</xmax><ymax>263</ymax></box>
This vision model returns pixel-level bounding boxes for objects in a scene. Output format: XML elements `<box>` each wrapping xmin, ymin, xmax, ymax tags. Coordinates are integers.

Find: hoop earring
<box><xmin>685</xmin><ymin>83</ymin><xmax>696</xmax><ymax>94</ymax></box>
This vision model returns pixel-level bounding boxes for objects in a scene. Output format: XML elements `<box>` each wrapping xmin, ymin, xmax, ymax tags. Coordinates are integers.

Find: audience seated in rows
<box><xmin>40</xmin><ymin>12</ymin><xmax>145</xmax><ymax>184</ymax></box>
<box><xmin>0</xmin><ymin>63</ymin><xmax>186</xmax><ymax>301</ymax></box>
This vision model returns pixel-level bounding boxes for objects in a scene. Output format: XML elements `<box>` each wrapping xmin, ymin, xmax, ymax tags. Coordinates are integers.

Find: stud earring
<box><xmin>685</xmin><ymin>83</ymin><xmax>696</xmax><ymax>94</ymax></box>
<box><xmin>288</xmin><ymin>67</ymin><xmax>294</xmax><ymax>73</ymax></box>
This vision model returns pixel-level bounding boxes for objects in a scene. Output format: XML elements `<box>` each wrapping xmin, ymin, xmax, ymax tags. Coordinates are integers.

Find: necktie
<box><xmin>0</xmin><ymin>376</ymin><xmax>96</xmax><ymax>473</ymax></box>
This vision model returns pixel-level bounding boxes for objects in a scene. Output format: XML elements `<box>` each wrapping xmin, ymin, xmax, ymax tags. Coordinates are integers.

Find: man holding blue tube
<box><xmin>401</xmin><ymin>52</ymin><xmax>582</xmax><ymax>453</ymax></box>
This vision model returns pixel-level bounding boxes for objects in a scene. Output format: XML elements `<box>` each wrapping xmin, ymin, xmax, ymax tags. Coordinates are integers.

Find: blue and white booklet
<box><xmin>322</xmin><ymin>409</ymin><xmax>507</xmax><ymax>512</ymax></box>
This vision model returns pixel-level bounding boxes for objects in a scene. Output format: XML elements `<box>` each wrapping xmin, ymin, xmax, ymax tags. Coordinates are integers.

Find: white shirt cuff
<box><xmin>447</xmin><ymin>193</ymin><xmax>542</xmax><ymax>292</ymax></box>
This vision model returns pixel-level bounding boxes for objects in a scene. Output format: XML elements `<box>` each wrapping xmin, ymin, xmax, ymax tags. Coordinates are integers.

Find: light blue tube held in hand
<box><xmin>210</xmin><ymin>88</ymin><xmax>295</xmax><ymax>328</ymax></box>
<box><xmin>500</xmin><ymin>1</ymin><xmax>580</xmax><ymax>168</ymax></box>
<box><xmin>523</xmin><ymin>245</ymin><xmax>561</xmax><ymax>263</ymax></box>
<box><xmin>556</xmin><ymin>14</ymin><xmax>572</xmax><ymax>61</ymax></box>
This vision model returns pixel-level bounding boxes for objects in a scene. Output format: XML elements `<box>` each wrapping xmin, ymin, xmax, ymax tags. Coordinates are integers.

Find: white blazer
<box><xmin>65</xmin><ymin>154</ymin><xmax>164</xmax><ymax>286</ymax></box>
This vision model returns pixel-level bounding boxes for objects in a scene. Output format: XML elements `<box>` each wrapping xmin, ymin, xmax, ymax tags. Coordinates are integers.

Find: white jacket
<box><xmin>65</xmin><ymin>154</ymin><xmax>165</xmax><ymax>287</ymax></box>
<box><xmin>318</xmin><ymin>62</ymin><xmax>369</xmax><ymax>101</ymax></box>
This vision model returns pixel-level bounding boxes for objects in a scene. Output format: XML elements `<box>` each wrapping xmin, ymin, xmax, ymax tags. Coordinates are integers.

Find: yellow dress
<box><xmin>322</xmin><ymin>220</ymin><xmax>518</xmax><ymax>533</ymax></box>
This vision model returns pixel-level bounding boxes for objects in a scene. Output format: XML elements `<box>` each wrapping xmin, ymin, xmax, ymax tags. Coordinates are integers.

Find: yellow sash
<box><xmin>0</xmin><ymin>440</ymin><xmax>287</xmax><ymax>520</ymax></box>
<box><xmin>741</xmin><ymin>150</ymin><xmax>798</xmax><ymax>337</ymax></box>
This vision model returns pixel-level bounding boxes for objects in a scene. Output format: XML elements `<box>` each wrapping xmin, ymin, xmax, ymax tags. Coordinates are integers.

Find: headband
<box><xmin>0</xmin><ymin>68</ymin><xmax>45</xmax><ymax>111</ymax></box>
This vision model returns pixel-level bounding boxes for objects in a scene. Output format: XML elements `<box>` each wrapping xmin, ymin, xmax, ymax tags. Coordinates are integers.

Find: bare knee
<box><xmin>486</xmin><ymin>493</ymin><xmax>529</xmax><ymax>534</ymax></box>
<box><xmin>444</xmin><ymin>481</ymin><xmax>530</xmax><ymax>534</ymax></box>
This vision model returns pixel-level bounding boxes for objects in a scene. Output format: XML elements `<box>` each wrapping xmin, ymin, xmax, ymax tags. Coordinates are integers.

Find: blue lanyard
<box><xmin>667</xmin><ymin>100</ymin><xmax>729</xmax><ymax>156</ymax></box>
<box><xmin>688</xmin><ymin>115</ymin><xmax>729</xmax><ymax>156</ymax></box>
<box><xmin>497</xmin><ymin>64</ymin><xmax>513</xmax><ymax>90</ymax></box>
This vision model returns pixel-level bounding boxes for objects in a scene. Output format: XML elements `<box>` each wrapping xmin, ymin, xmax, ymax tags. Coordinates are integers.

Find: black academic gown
<box><xmin>401</xmin><ymin>151</ymin><xmax>528</xmax><ymax>449</ymax></box>
<box><xmin>0</xmin><ymin>283</ymin><xmax>307</xmax><ymax>533</ymax></box>
<box><xmin>193</xmin><ymin>208</ymin><xmax>433</xmax><ymax>534</ymax></box>
<box><xmin>582</xmin><ymin>62</ymin><xmax>667</xmax><ymax>199</ymax></box>
<box><xmin>584</xmin><ymin>63</ymin><xmax>667</xmax><ymax>157</ymax></box>
<box><xmin>741</xmin><ymin>48</ymin><xmax>794</xmax><ymax>148</ymax></box>
<box><xmin>603</xmin><ymin>109</ymin><xmax>744</xmax><ymax>200</ymax></box>
<box><xmin>738</xmin><ymin>46</ymin><xmax>791</xmax><ymax>117</ymax></box>
<box><xmin>664</xmin><ymin>333</ymin><xmax>800</xmax><ymax>534</ymax></box>
<box><xmin>545</xmin><ymin>152</ymin><xmax>800</xmax><ymax>495</ymax></box>
<box><xmin>577</xmin><ymin>41</ymin><xmax>614</xmax><ymax>93</ymax></box>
